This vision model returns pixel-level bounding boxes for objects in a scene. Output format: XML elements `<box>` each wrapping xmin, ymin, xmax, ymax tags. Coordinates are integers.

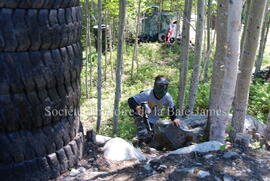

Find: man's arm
<box><xmin>128</xmin><ymin>90</ymin><xmax>150</xmax><ymax>115</ymax></box>
<box><xmin>128</xmin><ymin>97</ymin><xmax>139</xmax><ymax>110</ymax></box>
<box><xmin>168</xmin><ymin>106</ymin><xmax>181</xmax><ymax>127</ymax></box>
<box><xmin>166</xmin><ymin>95</ymin><xmax>181</xmax><ymax>127</ymax></box>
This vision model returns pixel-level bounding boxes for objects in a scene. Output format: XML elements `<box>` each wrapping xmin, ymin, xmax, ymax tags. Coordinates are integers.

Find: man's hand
<box><xmin>173</xmin><ymin>119</ymin><xmax>181</xmax><ymax>127</ymax></box>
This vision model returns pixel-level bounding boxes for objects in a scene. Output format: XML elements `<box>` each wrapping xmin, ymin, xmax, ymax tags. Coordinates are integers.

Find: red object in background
<box><xmin>166</xmin><ymin>29</ymin><xmax>173</xmax><ymax>42</ymax></box>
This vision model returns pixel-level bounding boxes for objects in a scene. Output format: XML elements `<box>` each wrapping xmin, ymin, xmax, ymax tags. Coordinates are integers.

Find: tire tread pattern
<box><xmin>0</xmin><ymin>7</ymin><xmax>82</xmax><ymax>52</ymax></box>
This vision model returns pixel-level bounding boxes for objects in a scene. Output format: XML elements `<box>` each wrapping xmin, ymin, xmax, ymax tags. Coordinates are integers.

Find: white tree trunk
<box><xmin>113</xmin><ymin>0</ymin><xmax>126</xmax><ymax>133</ymax></box>
<box><xmin>203</xmin><ymin>0</ymin><xmax>212</xmax><ymax>82</ymax></box>
<box><xmin>201</xmin><ymin>31</ymin><xmax>216</xmax><ymax>82</ymax></box>
<box><xmin>104</xmin><ymin>7</ymin><xmax>108</xmax><ymax>81</ymax></box>
<box><xmin>178</xmin><ymin>0</ymin><xmax>193</xmax><ymax>112</ymax></box>
<box><xmin>188</xmin><ymin>0</ymin><xmax>205</xmax><ymax>113</ymax></box>
<box><xmin>205</xmin><ymin>0</ymin><xmax>228</xmax><ymax>139</ymax></box>
<box><xmin>131</xmin><ymin>0</ymin><xmax>141</xmax><ymax>79</ymax></box>
<box><xmin>89</xmin><ymin>0</ymin><xmax>93</xmax><ymax>96</ymax></box>
<box><xmin>209</xmin><ymin>0</ymin><xmax>243</xmax><ymax>143</ymax></box>
<box><xmin>96</xmin><ymin>0</ymin><xmax>103</xmax><ymax>132</ymax></box>
<box><xmin>109</xmin><ymin>20</ymin><xmax>114</xmax><ymax>80</ymax></box>
<box><xmin>175</xmin><ymin>10</ymin><xmax>181</xmax><ymax>40</ymax></box>
<box><xmin>255</xmin><ymin>4</ymin><xmax>270</xmax><ymax>73</ymax></box>
<box><xmin>85</xmin><ymin>0</ymin><xmax>90</xmax><ymax>99</ymax></box>
<box><xmin>240</xmin><ymin>0</ymin><xmax>251</xmax><ymax>55</ymax></box>
<box><xmin>230</xmin><ymin>0</ymin><xmax>268</xmax><ymax>140</ymax></box>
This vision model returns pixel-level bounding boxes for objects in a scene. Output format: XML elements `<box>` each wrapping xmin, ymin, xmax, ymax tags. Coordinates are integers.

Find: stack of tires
<box><xmin>0</xmin><ymin>1</ymin><xmax>84</xmax><ymax>180</ymax></box>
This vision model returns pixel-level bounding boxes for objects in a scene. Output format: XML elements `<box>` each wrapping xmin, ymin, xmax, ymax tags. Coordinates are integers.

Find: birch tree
<box><xmin>209</xmin><ymin>0</ymin><xmax>242</xmax><ymax>143</ymax></box>
<box><xmin>104</xmin><ymin>6</ymin><xmax>108</xmax><ymax>81</ymax></box>
<box><xmin>205</xmin><ymin>0</ymin><xmax>228</xmax><ymax>140</ymax></box>
<box><xmin>131</xmin><ymin>0</ymin><xmax>141</xmax><ymax>79</ymax></box>
<box><xmin>85</xmin><ymin>0</ymin><xmax>90</xmax><ymax>98</ymax></box>
<box><xmin>109</xmin><ymin>21</ymin><xmax>114</xmax><ymax>80</ymax></box>
<box><xmin>202</xmin><ymin>0</ymin><xmax>212</xmax><ymax>82</ymax></box>
<box><xmin>113</xmin><ymin>0</ymin><xmax>127</xmax><ymax>133</ymax></box>
<box><xmin>178</xmin><ymin>0</ymin><xmax>193</xmax><ymax>112</ymax></box>
<box><xmin>230</xmin><ymin>0</ymin><xmax>268</xmax><ymax>140</ymax></box>
<box><xmin>188</xmin><ymin>0</ymin><xmax>205</xmax><ymax>113</ymax></box>
<box><xmin>89</xmin><ymin>0</ymin><xmax>93</xmax><ymax>96</ymax></box>
<box><xmin>96</xmin><ymin>0</ymin><xmax>102</xmax><ymax>132</ymax></box>
<box><xmin>240</xmin><ymin>0</ymin><xmax>251</xmax><ymax>55</ymax></box>
<box><xmin>255</xmin><ymin>3</ymin><xmax>270</xmax><ymax>73</ymax></box>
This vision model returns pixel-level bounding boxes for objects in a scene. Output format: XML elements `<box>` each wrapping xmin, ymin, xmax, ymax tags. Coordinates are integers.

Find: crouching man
<box><xmin>128</xmin><ymin>75</ymin><xmax>181</xmax><ymax>144</ymax></box>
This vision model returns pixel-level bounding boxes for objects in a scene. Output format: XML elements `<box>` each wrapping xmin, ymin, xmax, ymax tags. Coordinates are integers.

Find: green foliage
<box><xmin>219</xmin><ymin>145</ymin><xmax>226</xmax><ymax>151</ymax></box>
<box><xmin>194</xmin><ymin>82</ymin><xmax>210</xmax><ymax>111</ymax></box>
<box><xmin>248</xmin><ymin>78</ymin><xmax>270</xmax><ymax>124</ymax></box>
<box><xmin>226</xmin><ymin>125</ymin><xmax>235</xmax><ymax>132</ymax></box>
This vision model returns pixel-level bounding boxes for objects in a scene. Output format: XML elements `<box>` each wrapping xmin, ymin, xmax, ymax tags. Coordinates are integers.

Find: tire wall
<box><xmin>0</xmin><ymin>1</ymin><xmax>83</xmax><ymax>180</ymax></box>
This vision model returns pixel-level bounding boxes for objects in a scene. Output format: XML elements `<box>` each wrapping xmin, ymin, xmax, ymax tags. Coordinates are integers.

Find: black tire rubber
<box><xmin>158</xmin><ymin>33</ymin><xmax>166</xmax><ymax>43</ymax></box>
<box><xmin>0</xmin><ymin>43</ymin><xmax>82</xmax><ymax>133</ymax></box>
<box><xmin>0</xmin><ymin>0</ymin><xmax>80</xmax><ymax>9</ymax></box>
<box><xmin>169</xmin><ymin>37</ymin><xmax>175</xmax><ymax>44</ymax></box>
<box><xmin>0</xmin><ymin>116</ymin><xmax>80</xmax><ymax>166</ymax></box>
<box><xmin>0</xmin><ymin>0</ymin><xmax>83</xmax><ymax>180</ymax></box>
<box><xmin>0</xmin><ymin>132</ymin><xmax>84</xmax><ymax>181</ymax></box>
<box><xmin>0</xmin><ymin>42</ymin><xmax>82</xmax><ymax>95</ymax></box>
<box><xmin>0</xmin><ymin>7</ymin><xmax>82</xmax><ymax>52</ymax></box>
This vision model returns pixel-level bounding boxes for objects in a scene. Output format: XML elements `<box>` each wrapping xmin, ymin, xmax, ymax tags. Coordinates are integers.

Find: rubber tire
<box><xmin>0</xmin><ymin>0</ymin><xmax>80</xmax><ymax>9</ymax></box>
<box><xmin>169</xmin><ymin>37</ymin><xmax>175</xmax><ymax>44</ymax></box>
<box><xmin>0</xmin><ymin>116</ymin><xmax>81</xmax><ymax>165</ymax></box>
<box><xmin>0</xmin><ymin>132</ymin><xmax>84</xmax><ymax>181</ymax></box>
<box><xmin>0</xmin><ymin>43</ymin><xmax>82</xmax><ymax>133</ymax></box>
<box><xmin>0</xmin><ymin>7</ymin><xmax>82</xmax><ymax>52</ymax></box>
<box><xmin>158</xmin><ymin>33</ymin><xmax>166</xmax><ymax>43</ymax></box>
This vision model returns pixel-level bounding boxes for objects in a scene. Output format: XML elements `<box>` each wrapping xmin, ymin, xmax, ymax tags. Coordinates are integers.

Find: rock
<box><xmin>204</xmin><ymin>154</ymin><xmax>214</xmax><ymax>159</ymax></box>
<box><xmin>197</xmin><ymin>170</ymin><xmax>210</xmax><ymax>178</ymax></box>
<box><xmin>166</xmin><ymin>141</ymin><xmax>223</xmax><ymax>156</ymax></box>
<box><xmin>143</xmin><ymin>164</ymin><xmax>152</xmax><ymax>171</ymax></box>
<box><xmin>182</xmin><ymin>115</ymin><xmax>208</xmax><ymax>128</ymax></box>
<box><xmin>96</xmin><ymin>135</ymin><xmax>112</xmax><ymax>146</ymax></box>
<box><xmin>235</xmin><ymin>133</ymin><xmax>251</xmax><ymax>147</ymax></box>
<box><xmin>223</xmin><ymin>151</ymin><xmax>239</xmax><ymax>159</ymax></box>
<box><xmin>156</xmin><ymin>165</ymin><xmax>167</xmax><ymax>173</ymax></box>
<box><xmin>194</xmin><ymin>162</ymin><xmax>203</xmax><ymax>166</ymax></box>
<box><xmin>149</xmin><ymin>159</ymin><xmax>162</xmax><ymax>169</ymax></box>
<box><xmin>103</xmin><ymin>138</ymin><xmax>146</xmax><ymax>161</ymax></box>
<box><xmin>223</xmin><ymin>174</ymin><xmax>235</xmax><ymax>181</ymax></box>
<box><xmin>226</xmin><ymin>114</ymin><xmax>266</xmax><ymax>137</ymax></box>
<box><xmin>149</xmin><ymin>147</ymin><xmax>158</xmax><ymax>153</ymax></box>
<box><xmin>169</xmin><ymin>167</ymin><xmax>197</xmax><ymax>180</ymax></box>
<box><xmin>153</xmin><ymin>119</ymin><xmax>204</xmax><ymax>150</ymax></box>
<box><xmin>244</xmin><ymin>115</ymin><xmax>266</xmax><ymax>135</ymax></box>
<box><xmin>77</xmin><ymin>167</ymin><xmax>86</xmax><ymax>173</ymax></box>
<box><xmin>176</xmin><ymin>167</ymin><xmax>197</xmax><ymax>174</ymax></box>
<box><xmin>215</xmin><ymin>176</ymin><xmax>222</xmax><ymax>181</ymax></box>
<box><xmin>69</xmin><ymin>169</ymin><xmax>80</xmax><ymax>177</ymax></box>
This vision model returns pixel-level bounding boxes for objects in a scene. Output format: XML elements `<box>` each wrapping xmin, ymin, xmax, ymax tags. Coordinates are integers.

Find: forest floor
<box><xmin>57</xmin><ymin>140</ymin><xmax>270</xmax><ymax>181</ymax></box>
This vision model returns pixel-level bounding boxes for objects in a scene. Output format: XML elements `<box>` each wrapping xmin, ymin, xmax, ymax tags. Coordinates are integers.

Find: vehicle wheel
<box><xmin>158</xmin><ymin>33</ymin><xmax>166</xmax><ymax>43</ymax></box>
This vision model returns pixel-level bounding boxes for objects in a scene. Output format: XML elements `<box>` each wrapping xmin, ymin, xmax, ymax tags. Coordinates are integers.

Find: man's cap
<box><xmin>155</xmin><ymin>77</ymin><xmax>170</xmax><ymax>85</ymax></box>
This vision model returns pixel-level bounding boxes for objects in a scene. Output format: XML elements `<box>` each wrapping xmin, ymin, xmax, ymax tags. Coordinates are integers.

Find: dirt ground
<box><xmin>57</xmin><ymin>141</ymin><xmax>270</xmax><ymax>181</ymax></box>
